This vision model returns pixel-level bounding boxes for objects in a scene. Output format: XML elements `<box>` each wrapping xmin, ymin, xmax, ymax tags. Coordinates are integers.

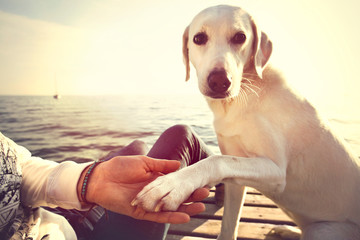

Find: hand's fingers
<box><xmin>185</xmin><ymin>188</ymin><xmax>210</xmax><ymax>202</ymax></box>
<box><xmin>131</xmin><ymin>202</ymin><xmax>206</xmax><ymax>223</ymax></box>
<box><xmin>144</xmin><ymin>212</ymin><xmax>190</xmax><ymax>224</ymax></box>
<box><xmin>133</xmin><ymin>207</ymin><xmax>190</xmax><ymax>224</ymax></box>
<box><xmin>144</xmin><ymin>157</ymin><xmax>181</xmax><ymax>174</ymax></box>
<box><xmin>177</xmin><ymin>202</ymin><xmax>206</xmax><ymax>216</ymax></box>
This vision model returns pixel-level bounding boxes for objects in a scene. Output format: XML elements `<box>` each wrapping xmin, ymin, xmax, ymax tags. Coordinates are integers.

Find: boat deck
<box><xmin>165</xmin><ymin>188</ymin><xmax>297</xmax><ymax>240</ymax></box>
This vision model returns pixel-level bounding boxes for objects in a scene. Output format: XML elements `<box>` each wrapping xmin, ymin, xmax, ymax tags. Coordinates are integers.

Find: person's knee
<box><xmin>147</xmin><ymin>125</ymin><xmax>195</xmax><ymax>161</ymax></box>
<box><xmin>166</xmin><ymin>124</ymin><xmax>194</xmax><ymax>138</ymax></box>
<box><xmin>101</xmin><ymin>140</ymin><xmax>149</xmax><ymax>160</ymax></box>
<box><xmin>126</xmin><ymin>140</ymin><xmax>149</xmax><ymax>155</ymax></box>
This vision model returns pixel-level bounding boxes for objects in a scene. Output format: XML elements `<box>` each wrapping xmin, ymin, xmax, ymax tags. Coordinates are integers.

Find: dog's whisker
<box><xmin>239</xmin><ymin>88</ymin><xmax>248</xmax><ymax>107</ymax></box>
<box><xmin>250</xmin><ymin>84</ymin><xmax>261</xmax><ymax>91</ymax></box>
<box><xmin>242</xmin><ymin>77</ymin><xmax>261</xmax><ymax>88</ymax></box>
<box><xmin>242</xmin><ymin>84</ymin><xmax>253</xmax><ymax>94</ymax></box>
<box><xmin>243</xmin><ymin>84</ymin><xmax>260</xmax><ymax>98</ymax></box>
<box><xmin>241</xmin><ymin>77</ymin><xmax>262</xmax><ymax>91</ymax></box>
<box><xmin>241</xmin><ymin>78</ymin><xmax>252</xmax><ymax>84</ymax></box>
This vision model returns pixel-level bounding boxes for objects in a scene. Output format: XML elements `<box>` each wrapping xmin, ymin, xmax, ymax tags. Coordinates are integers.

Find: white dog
<box><xmin>133</xmin><ymin>5</ymin><xmax>360</xmax><ymax>240</ymax></box>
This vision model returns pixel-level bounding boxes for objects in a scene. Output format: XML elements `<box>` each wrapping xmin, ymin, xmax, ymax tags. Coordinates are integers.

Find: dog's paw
<box><xmin>132</xmin><ymin>173</ymin><xmax>195</xmax><ymax>212</ymax></box>
<box><xmin>269</xmin><ymin>225</ymin><xmax>301</xmax><ymax>240</ymax></box>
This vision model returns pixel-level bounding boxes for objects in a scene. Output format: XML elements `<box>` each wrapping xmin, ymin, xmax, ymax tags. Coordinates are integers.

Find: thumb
<box><xmin>144</xmin><ymin>157</ymin><xmax>181</xmax><ymax>174</ymax></box>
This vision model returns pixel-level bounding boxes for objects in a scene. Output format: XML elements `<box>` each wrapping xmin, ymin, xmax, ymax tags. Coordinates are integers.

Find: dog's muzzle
<box><xmin>207</xmin><ymin>69</ymin><xmax>231</xmax><ymax>98</ymax></box>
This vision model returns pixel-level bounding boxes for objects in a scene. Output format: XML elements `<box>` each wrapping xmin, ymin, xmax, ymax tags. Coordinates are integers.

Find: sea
<box><xmin>0</xmin><ymin>94</ymin><xmax>218</xmax><ymax>163</ymax></box>
<box><xmin>1</xmin><ymin>94</ymin><xmax>360</xmax><ymax>163</ymax></box>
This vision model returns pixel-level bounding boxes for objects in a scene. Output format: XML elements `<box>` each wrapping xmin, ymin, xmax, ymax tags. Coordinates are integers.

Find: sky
<box><xmin>0</xmin><ymin>0</ymin><xmax>360</xmax><ymax>111</ymax></box>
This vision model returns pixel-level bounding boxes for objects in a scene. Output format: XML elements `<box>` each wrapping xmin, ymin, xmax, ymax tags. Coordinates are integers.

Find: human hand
<box><xmin>80</xmin><ymin>155</ymin><xmax>209</xmax><ymax>224</ymax></box>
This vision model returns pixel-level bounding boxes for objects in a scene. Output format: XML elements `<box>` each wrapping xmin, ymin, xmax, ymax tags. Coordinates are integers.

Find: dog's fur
<box><xmin>134</xmin><ymin>5</ymin><xmax>360</xmax><ymax>239</ymax></box>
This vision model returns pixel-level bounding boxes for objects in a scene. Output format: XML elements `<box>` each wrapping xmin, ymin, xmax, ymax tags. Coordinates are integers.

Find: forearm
<box><xmin>21</xmin><ymin>156</ymin><xmax>93</xmax><ymax>210</ymax></box>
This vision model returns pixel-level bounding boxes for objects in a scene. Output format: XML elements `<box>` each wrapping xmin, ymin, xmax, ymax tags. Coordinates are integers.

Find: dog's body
<box><xmin>134</xmin><ymin>5</ymin><xmax>360</xmax><ymax>239</ymax></box>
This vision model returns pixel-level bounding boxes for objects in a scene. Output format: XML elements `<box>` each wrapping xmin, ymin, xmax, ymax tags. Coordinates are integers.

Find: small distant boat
<box><xmin>53</xmin><ymin>73</ymin><xmax>61</xmax><ymax>99</ymax></box>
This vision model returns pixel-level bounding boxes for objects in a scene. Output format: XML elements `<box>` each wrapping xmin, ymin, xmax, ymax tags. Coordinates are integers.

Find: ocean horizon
<box><xmin>1</xmin><ymin>94</ymin><xmax>359</xmax><ymax>163</ymax></box>
<box><xmin>0</xmin><ymin>94</ymin><xmax>218</xmax><ymax>163</ymax></box>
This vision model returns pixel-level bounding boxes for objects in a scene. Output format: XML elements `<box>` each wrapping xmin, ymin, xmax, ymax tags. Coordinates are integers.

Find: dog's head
<box><xmin>183</xmin><ymin>5</ymin><xmax>272</xmax><ymax>100</ymax></box>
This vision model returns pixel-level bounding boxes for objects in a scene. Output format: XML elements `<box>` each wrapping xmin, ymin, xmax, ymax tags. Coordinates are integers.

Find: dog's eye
<box><xmin>231</xmin><ymin>32</ymin><xmax>246</xmax><ymax>44</ymax></box>
<box><xmin>193</xmin><ymin>33</ymin><xmax>208</xmax><ymax>45</ymax></box>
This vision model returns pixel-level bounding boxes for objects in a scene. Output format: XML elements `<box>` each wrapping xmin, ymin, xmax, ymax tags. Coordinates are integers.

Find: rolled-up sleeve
<box><xmin>20</xmin><ymin>154</ymin><xmax>92</xmax><ymax>210</ymax></box>
<box><xmin>1</xmin><ymin>132</ymin><xmax>94</xmax><ymax>211</ymax></box>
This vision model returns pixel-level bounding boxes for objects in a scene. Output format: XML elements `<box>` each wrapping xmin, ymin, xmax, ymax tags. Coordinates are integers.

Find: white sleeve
<box><xmin>18</xmin><ymin>145</ymin><xmax>93</xmax><ymax>210</ymax></box>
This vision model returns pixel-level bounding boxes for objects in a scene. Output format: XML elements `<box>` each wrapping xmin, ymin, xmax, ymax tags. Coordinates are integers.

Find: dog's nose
<box><xmin>207</xmin><ymin>70</ymin><xmax>231</xmax><ymax>93</ymax></box>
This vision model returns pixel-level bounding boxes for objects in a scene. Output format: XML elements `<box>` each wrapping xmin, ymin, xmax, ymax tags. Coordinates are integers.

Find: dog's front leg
<box><xmin>133</xmin><ymin>154</ymin><xmax>286</xmax><ymax>212</ymax></box>
<box><xmin>132</xmin><ymin>156</ymin><xmax>227</xmax><ymax>212</ymax></box>
<box><xmin>217</xmin><ymin>184</ymin><xmax>246</xmax><ymax>240</ymax></box>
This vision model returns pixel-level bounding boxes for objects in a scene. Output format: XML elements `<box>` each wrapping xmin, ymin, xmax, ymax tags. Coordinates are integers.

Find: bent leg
<box><xmin>148</xmin><ymin>124</ymin><xmax>213</xmax><ymax>167</ymax></box>
<box><xmin>84</xmin><ymin>125</ymin><xmax>212</xmax><ymax>240</ymax></box>
<box><xmin>91</xmin><ymin>140</ymin><xmax>169</xmax><ymax>240</ymax></box>
<box><xmin>100</xmin><ymin>140</ymin><xmax>149</xmax><ymax>160</ymax></box>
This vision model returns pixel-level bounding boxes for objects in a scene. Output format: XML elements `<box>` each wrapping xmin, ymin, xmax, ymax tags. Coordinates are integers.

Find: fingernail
<box><xmin>155</xmin><ymin>203</ymin><xmax>162</xmax><ymax>212</ymax></box>
<box><xmin>131</xmin><ymin>199</ymin><xmax>138</xmax><ymax>206</ymax></box>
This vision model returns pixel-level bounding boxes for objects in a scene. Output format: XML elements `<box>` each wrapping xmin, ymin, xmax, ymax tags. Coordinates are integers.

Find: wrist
<box><xmin>77</xmin><ymin>165</ymin><xmax>91</xmax><ymax>203</ymax></box>
<box><xmin>77</xmin><ymin>161</ymin><xmax>104</xmax><ymax>205</ymax></box>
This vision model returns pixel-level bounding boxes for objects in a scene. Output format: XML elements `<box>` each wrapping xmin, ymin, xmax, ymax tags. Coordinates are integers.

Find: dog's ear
<box><xmin>251</xmin><ymin>17</ymin><xmax>272</xmax><ymax>79</ymax></box>
<box><xmin>182</xmin><ymin>26</ymin><xmax>190</xmax><ymax>81</ymax></box>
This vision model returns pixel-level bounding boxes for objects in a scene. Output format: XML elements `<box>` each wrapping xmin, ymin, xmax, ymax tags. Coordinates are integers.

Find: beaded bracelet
<box><xmin>81</xmin><ymin>160</ymin><xmax>105</xmax><ymax>203</ymax></box>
